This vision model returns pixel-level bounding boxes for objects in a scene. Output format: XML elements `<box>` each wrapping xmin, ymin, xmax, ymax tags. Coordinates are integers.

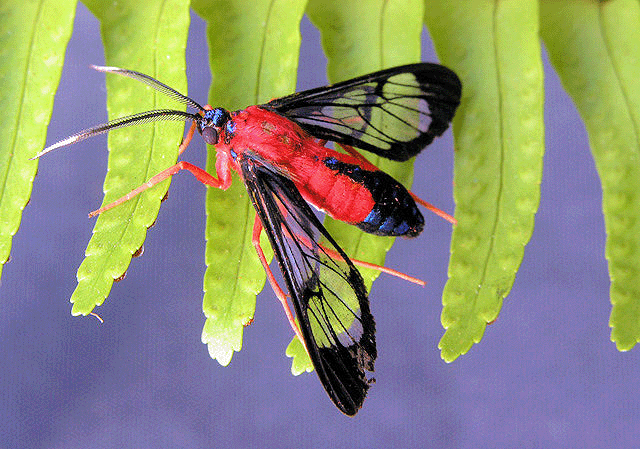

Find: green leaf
<box><xmin>0</xmin><ymin>0</ymin><xmax>76</xmax><ymax>281</ymax></box>
<box><xmin>70</xmin><ymin>0</ymin><xmax>191</xmax><ymax>314</ymax></box>
<box><xmin>289</xmin><ymin>0</ymin><xmax>427</xmax><ymax>373</ymax></box>
<box><xmin>541</xmin><ymin>0</ymin><xmax>640</xmax><ymax>350</ymax></box>
<box><xmin>192</xmin><ymin>0</ymin><xmax>307</xmax><ymax>365</ymax></box>
<box><xmin>425</xmin><ymin>0</ymin><xmax>545</xmax><ymax>362</ymax></box>
<box><xmin>286</xmin><ymin>336</ymin><xmax>313</xmax><ymax>375</ymax></box>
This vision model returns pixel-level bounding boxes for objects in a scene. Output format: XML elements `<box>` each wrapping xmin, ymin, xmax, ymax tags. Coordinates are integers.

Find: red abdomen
<box><xmin>228</xmin><ymin>106</ymin><xmax>424</xmax><ymax>237</ymax></box>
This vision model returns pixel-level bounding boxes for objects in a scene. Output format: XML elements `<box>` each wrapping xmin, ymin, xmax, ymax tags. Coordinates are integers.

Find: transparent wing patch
<box><xmin>239</xmin><ymin>152</ymin><xmax>376</xmax><ymax>415</ymax></box>
<box><xmin>265</xmin><ymin>63</ymin><xmax>462</xmax><ymax>161</ymax></box>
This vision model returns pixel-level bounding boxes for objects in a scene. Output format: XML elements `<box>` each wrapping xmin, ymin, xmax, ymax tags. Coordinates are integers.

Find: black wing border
<box><xmin>264</xmin><ymin>62</ymin><xmax>462</xmax><ymax>161</ymax></box>
<box><xmin>239</xmin><ymin>152</ymin><xmax>376</xmax><ymax>415</ymax></box>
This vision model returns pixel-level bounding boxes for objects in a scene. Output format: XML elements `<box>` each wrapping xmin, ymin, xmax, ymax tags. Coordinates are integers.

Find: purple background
<box><xmin>2</xmin><ymin>5</ymin><xmax>639</xmax><ymax>448</ymax></box>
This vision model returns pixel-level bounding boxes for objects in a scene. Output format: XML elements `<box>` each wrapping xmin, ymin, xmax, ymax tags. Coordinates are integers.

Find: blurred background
<box><xmin>1</xmin><ymin>5</ymin><xmax>638</xmax><ymax>448</ymax></box>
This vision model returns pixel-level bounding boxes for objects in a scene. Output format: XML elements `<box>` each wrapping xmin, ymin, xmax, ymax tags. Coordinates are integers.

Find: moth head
<box><xmin>199</xmin><ymin>107</ymin><xmax>231</xmax><ymax>145</ymax></box>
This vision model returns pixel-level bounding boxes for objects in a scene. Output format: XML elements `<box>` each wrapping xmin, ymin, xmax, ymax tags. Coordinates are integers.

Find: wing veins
<box><xmin>238</xmin><ymin>153</ymin><xmax>375</xmax><ymax>415</ymax></box>
<box><xmin>266</xmin><ymin>62</ymin><xmax>461</xmax><ymax>161</ymax></box>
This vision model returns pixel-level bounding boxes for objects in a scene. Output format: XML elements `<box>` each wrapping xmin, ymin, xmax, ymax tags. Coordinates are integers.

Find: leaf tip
<box><xmin>286</xmin><ymin>336</ymin><xmax>313</xmax><ymax>375</ymax></box>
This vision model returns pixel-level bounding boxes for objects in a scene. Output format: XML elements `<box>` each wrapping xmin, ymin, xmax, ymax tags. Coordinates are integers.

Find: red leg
<box><xmin>410</xmin><ymin>193</ymin><xmax>457</xmax><ymax>225</ymax></box>
<box><xmin>276</xmin><ymin>223</ymin><xmax>426</xmax><ymax>286</ymax></box>
<box><xmin>251</xmin><ymin>217</ymin><xmax>308</xmax><ymax>352</ymax></box>
<box><xmin>178</xmin><ymin>121</ymin><xmax>197</xmax><ymax>156</ymax></box>
<box><xmin>89</xmin><ymin>161</ymin><xmax>230</xmax><ymax>217</ymax></box>
<box><xmin>317</xmin><ymin>243</ymin><xmax>426</xmax><ymax>286</ymax></box>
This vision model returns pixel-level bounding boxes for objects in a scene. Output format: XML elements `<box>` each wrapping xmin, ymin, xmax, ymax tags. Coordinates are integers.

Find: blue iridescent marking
<box><xmin>364</xmin><ymin>209</ymin><xmax>382</xmax><ymax>226</ymax></box>
<box><xmin>226</xmin><ymin>121</ymin><xmax>236</xmax><ymax>135</ymax></box>
<box><xmin>365</xmin><ymin>208</ymin><xmax>410</xmax><ymax>235</ymax></box>
<box><xmin>379</xmin><ymin>217</ymin><xmax>395</xmax><ymax>233</ymax></box>
<box><xmin>212</xmin><ymin>109</ymin><xmax>226</xmax><ymax>125</ymax></box>
<box><xmin>393</xmin><ymin>221</ymin><xmax>410</xmax><ymax>235</ymax></box>
<box><xmin>230</xmin><ymin>148</ymin><xmax>237</xmax><ymax>160</ymax></box>
<box><xmin>204</xmin><ymin>108</ymin><xmax>229</xmax><ymax>127</ymax></box>
<box><xmin>324</xmin><ymin>157</ymin><xmax>339</xmax><ymax>168</ymax></box>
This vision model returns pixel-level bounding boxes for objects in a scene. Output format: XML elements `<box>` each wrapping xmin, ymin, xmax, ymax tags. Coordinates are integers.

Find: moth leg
<box><xmin>317</xmin><ymin>243</ymin><xmax>425</xmax><ymax>286</ymax></box>
<box><xmin>178</xmin><ymin>121</ymin><xmax>198</xmax><ymax>156</ymax></box>
<box><xmin>251</xmin><ymin>216</ymin><xmax>308</xmax><ymax>351</ymax></box>
<box><xmin>410</xmin><ymin>192</ymin><xmax>456</xmax><ymax>225</ymax></box>
<box><xmin>276</xmin><ymin>223</ymin><xmax>425</xmax><ymax>286</ymax></box>
<box><xmin>89</xmin><ymin>160</ymin><xmax>232</xmax><ymax>217</ymax></box>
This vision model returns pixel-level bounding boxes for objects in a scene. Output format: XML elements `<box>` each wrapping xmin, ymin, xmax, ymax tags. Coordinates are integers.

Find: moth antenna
<box><xmin>32</xmin><ymin>110</ymin><xmax>197</xmax><ymax>160</ymax></box>
<box><xmin>91</xmin><ymin>65</ymin><xmax>204</xmax><ymax>111</ymax></box>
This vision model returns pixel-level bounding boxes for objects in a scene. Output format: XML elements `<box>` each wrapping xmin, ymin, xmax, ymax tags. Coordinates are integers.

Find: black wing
<box><xmin>265</xmin><ymin>63</ymin><xmax>462</xmax><ymax>161</ymax></box>
<box><xmin>239</xmin><ymin>152</ymin><xmax>376</xmax><ymax>416</ymax></box>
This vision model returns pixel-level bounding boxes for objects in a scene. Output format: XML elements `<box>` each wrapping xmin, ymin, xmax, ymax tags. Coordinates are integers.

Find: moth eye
<box><xmin>202</xmin><ymin>127</ymin><xmax>219</xmax><ymax>145</ymax></box>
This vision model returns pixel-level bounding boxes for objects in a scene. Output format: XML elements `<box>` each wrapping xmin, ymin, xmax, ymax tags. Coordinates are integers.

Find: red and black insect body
<box><xmin>35</xmin><ymin>63</ymin><xmax>462</xmax><ymax>416</ymax></box>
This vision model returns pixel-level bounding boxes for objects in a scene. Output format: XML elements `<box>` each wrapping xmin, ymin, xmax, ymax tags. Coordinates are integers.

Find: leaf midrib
<box><xmin>475</xmin><ymin>1</ymin><xmax>506</xmax><ymax>309</ymax></box>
